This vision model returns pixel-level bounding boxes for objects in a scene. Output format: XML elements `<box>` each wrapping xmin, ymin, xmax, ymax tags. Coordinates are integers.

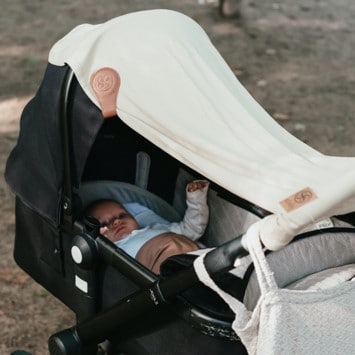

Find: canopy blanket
<box><xmin>48</xmin><ymin>9</ymin><xmax>355</xmax><ymax>248</ymax></box>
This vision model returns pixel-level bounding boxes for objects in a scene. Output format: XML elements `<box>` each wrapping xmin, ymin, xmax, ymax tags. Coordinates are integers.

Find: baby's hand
<box><xmin>187</xmin><ymin>180</ymin><xmax>209</xmax><ymax>192</ymax></box>
<box><xmin>100</xmin><ymin>226</ymin><xmax>109</xmax><ymax>237</ymax></box>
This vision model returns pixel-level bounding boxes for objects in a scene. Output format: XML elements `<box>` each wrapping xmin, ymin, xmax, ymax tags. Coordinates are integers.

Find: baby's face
<box><xmin>91</xmin><ymin>201</ymin><xmax>139</xmax><ymax>242</ymax></box>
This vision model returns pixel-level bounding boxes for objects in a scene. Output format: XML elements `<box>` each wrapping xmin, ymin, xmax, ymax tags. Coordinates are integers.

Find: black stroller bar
<box><xmin>60</xmin><ymin>67</ymin><xmax>76</xmax><ymax>226</ymax></box>
<box><xmin>49</xmin><ymin>233</ymin><xmax>248</xmax><ymax>354</ymax></box>
<box><xmin>95</xmin><ymin>234</ymin><xmax>157</xmax><ymax>286</ymax></box>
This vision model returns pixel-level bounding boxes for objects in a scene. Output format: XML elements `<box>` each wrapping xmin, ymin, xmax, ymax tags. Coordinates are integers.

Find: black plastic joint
<box><xmin>48</xmin><ymin>328</ymin><xmax>96</xmax><ymax>355</ymax></box>
<box><xmin>148</xmin><ymin>280</ymin><xmax>169</xmax><ymax>306</ymax></box>
<box><xmin>71</xmin><ymin>234</ymin><xmax>98</xmax><ymax>269</ymax></box>
<box><xmin>63</xmin><ymin>196</ymin><xmax>72</xmax><ymax>215</ymax></box>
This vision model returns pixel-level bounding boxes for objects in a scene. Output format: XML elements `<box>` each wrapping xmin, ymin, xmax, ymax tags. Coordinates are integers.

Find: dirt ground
<box><xmin>1</xmin><ymin>0</ymin><xmax>355</xmax><ymax>354</ymax></box>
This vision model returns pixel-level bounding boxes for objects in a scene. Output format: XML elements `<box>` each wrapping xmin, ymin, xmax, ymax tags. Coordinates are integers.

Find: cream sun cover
<box><xmin>49</xmin><ymin>9</ymin><xmax>355</xmax><ymax>249</ymax></box>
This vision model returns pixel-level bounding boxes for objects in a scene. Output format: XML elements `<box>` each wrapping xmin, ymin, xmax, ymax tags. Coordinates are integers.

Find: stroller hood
<box><xmin>6</xmin><ymin>10</ymin><xmax>355</xmax><ymax>242</ymax></box>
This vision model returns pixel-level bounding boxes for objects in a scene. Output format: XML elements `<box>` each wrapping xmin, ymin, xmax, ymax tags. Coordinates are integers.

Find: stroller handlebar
<box><xmin>202</xmin><ymin>235</ymin><xmax>248</xmax><ymax>275</ymax></box>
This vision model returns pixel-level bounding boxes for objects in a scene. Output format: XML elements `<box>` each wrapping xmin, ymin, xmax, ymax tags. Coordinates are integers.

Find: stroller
<box><xmin>5</xmin><ymin>9</ymin><xmax>355</xmax><ymax>355</ymax></box>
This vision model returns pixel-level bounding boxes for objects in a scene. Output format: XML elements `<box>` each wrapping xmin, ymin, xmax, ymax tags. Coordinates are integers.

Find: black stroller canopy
<box><xmin>5</xmin><ymin>64</ymin><xmax>103</xmax><ymax>223</ymax></box>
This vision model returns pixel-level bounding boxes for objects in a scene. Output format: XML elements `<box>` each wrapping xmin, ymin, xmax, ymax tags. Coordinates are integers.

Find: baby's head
<box><xmin>86</xmin><ymin>199</ymin><xmax>139</xmax><ymax>242</ymax></box>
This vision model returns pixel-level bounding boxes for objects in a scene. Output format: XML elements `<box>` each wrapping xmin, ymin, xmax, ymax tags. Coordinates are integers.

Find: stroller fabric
<box><xmin>243</xmin><ymin>224</ymin><xmax>355</xmax><ymax>310</ymax></box>
<box><xmin>80</xmin><ymin>180</ymin><xmax>181</xmax><ymax>223</ymax></box>
<box><xmin>286</xmin><ymin>264</ymin><xmax>355</xmax><ymax>291</ymax></box>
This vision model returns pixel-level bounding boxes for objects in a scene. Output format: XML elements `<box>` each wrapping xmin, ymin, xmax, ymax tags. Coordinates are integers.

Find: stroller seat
<box><xmin>80</xmin><ymin>177</ymin><xmax>355</xmax><ymax>323</ymax></box>
<box><xmin>79</xmin><ymin>178</ymin><xmax>244</xmax><ymax>343</ymax></box>
<box><xmin>243</xmin><ymin>225</ymin><xmax>355</xmax><ymax>310</ymax></box>
<box><xmin>286</xmin><ymin>264</ymin><xmax>355</xmax><ymax>290</ymax></box>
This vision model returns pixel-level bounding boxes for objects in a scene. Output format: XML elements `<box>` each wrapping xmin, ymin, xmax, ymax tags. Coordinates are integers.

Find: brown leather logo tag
<box><xmin>91</xmin><ymin>67</ymin><xmax>120</xmax><ymax>118</ymax></box>
<box><xmin>280</xmin><ymin>187</ymin><xmax>317</xmax><ymax>212</ymax></box>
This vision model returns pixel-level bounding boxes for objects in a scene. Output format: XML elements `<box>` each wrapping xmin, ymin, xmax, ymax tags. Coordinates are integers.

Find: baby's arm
<box><xmin>167</xmin><ymin>180</ymin><xmax>209</xmax><ymax>241</ymax></box>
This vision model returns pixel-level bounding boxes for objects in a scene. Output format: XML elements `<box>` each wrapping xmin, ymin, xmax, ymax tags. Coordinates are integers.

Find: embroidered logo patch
<box><xmin>280</xmin><ymin>187</ymin><xmax>317</xmax><ymax>212</ymax></box>
<box><xmin>91</xmin><ymin>67</ymin><xmax>120</xmax><ymax>118</ymax></box>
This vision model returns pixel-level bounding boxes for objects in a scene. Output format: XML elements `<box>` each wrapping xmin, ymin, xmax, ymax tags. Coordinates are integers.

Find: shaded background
<box><xmin>1</xmin><ymin>0</ymin><xmax>355</xmax><ymax>353</ymax></box>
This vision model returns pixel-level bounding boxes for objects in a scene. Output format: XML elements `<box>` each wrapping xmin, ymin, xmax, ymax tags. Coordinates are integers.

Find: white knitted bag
<box><xmin>194</xmin><ymin>231</ymin><xmax>355</xmax><ymax>355</ymax></box>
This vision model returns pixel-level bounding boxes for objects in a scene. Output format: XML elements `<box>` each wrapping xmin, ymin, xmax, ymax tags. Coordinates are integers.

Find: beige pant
<box><xmin>136</xmin><ymin>233</ymin><xmax>199</xmax><ymax>274</ymax></box>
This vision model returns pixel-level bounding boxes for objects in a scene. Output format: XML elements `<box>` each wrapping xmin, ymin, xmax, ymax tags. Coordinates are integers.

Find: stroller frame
<box><xmin>43</xmin><ymin>66</ymin><xmax>250</xmax><ymax>354</ymax></box>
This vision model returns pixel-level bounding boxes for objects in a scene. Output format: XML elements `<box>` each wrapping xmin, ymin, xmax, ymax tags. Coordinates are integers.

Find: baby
<box><xmin>86</xmin><ymin>180</ymin><xmax>209</xmax><ymax>273</ymax></box>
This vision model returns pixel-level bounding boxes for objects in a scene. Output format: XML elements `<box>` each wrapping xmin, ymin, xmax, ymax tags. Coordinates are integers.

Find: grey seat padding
<box><xmin>79</xmin><ymin>180</ymin><xmax>181</xmax><ymax>223</ymax></box>
<box><xmin>243</xmin><ymin>230</ymin><xmax>355</xmax><ymax>310</ymax></box>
